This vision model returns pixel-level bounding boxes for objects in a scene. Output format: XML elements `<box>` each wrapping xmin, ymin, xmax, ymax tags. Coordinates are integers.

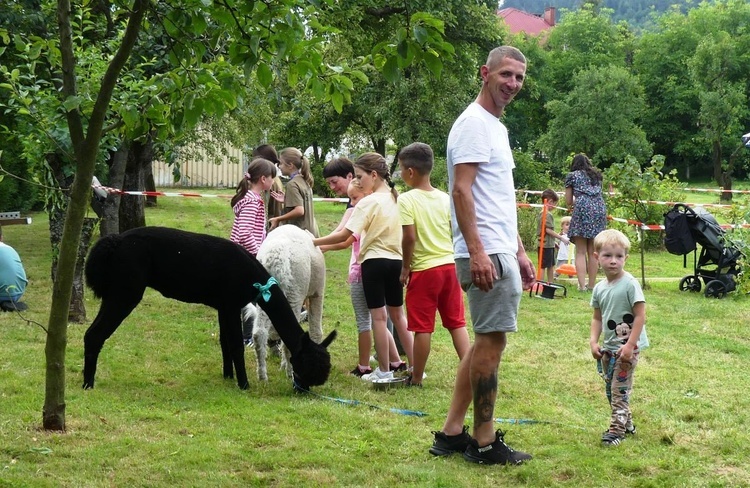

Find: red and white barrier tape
<box><xmin>92</xmin><ymin>184</ymin><xmax>349</xmax><ymax>202</ymax></box>
<box><xmin>93</xmin><ymin>184</ymin><xmax>749</xmax><ymax>231</ymax></box>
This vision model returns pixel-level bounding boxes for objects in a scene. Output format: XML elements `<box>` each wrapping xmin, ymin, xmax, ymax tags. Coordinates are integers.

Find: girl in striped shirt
<box><xmin>230</xmin><ymin>158</ymin><xmax>277</xmax><ymax>256</ymax></box>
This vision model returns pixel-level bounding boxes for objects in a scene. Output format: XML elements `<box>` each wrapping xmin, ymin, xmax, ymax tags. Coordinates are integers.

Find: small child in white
<box><xmin>554</xmin><ymin>216</ymin><xmax>573</xmax><ymax>279</ymax></box>
<box><xmin>589</xmin><ymin>229</ymin><xmax>649</xmax><ymax>447</ymax></box>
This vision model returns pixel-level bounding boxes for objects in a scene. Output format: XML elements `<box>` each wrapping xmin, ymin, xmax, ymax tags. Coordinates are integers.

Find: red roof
<box><xmin>498</xmin><ymin>7</ymin><xmax>555</xmax><ymax>36</ymax></box>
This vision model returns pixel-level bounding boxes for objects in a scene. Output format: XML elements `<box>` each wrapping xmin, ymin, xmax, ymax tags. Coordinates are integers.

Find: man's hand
<box><xmin>470</xmin><ymin>252</ymin><xmax>497</xmax><ymax>292</ymax></box>
<box><xmin>517</xmin><ymin>252</ymin><xmax>536</xmax><ymax>290</ymax></box>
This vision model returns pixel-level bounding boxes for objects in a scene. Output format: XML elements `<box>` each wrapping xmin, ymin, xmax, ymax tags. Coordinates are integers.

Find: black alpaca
<box><xmin>83</xmin><ymin>226</ymin><xmax>336</xmax><ymax>390</ymax></box>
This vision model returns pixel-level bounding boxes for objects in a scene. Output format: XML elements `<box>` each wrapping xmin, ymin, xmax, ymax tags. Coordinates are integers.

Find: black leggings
<box><xmin>360</xmin><ymin>258</ymin><xmax>404</xmax><ymax>309</ymax></box>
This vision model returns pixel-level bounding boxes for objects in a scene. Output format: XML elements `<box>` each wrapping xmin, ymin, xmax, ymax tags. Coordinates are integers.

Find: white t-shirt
<box><xmin>447</xmin><ymin>102</ymin><xmax>518</xmax><ymax>258</ymax></box>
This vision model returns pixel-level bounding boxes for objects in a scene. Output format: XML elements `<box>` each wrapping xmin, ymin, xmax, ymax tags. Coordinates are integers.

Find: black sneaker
<box><xmin>463</xmin><ymin>430</ymin><xmax>532</xmax><ymax>465</ymax></box>
<box><xmin>390</xmin><ymin>361</ymin><xmax>407</xmax><ymax>372</ymax></box>
<box><xmin>601</xmin><ymin>431</ymin><xmax>624</xmax><ymax>446</ymax></box>
<box><xmin>349</xmin><ymin>366</ymin><xmax>373</xmax><ymax>377</ymax></box>
<box><xmin>429</xmin><ymin>426</ymin><xmax>471</xmax><ymax>456</ymax></box>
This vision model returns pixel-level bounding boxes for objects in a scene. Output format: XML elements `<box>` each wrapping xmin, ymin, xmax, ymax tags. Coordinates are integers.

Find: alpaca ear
<box><xmin>321</xmin><ymin>330</ymin><xmax>337</xmax><ymax>348</ymax></box>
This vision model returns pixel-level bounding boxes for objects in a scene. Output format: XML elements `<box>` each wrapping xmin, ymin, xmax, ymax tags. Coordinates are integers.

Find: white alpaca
<box><xmin>243</xmin><ymin>225</ymin><xmax>326</xmax><ymax>381</ymax></box>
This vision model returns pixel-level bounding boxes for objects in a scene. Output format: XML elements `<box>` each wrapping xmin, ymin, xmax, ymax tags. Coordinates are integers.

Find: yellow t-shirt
<box><xmin>345</xmin><ymin>191</ymin><xmax>402</xmax><ymax>263</ymax></box>
<box><xmin>398</xmin><ymin>188</ymin><xmax>455</xmax><ymax>271</ymax></box>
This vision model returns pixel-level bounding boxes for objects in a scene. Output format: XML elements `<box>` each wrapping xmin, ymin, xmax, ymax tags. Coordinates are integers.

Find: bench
<box><xmin>0</xmin><ymin>211</ymin><xmax>32</xmax><ymax>226</ymax></box>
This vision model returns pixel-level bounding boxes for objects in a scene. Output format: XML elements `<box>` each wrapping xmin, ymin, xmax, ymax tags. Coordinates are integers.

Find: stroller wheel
<box><xmin>704</xmin><ymin>280</ymin><xmax>727</xmax><ymax>299</ymax></box>
<box><xmin>679</xmin><ymin>275</ymin><xmax>701</xmax><ymax>293</ymax></box>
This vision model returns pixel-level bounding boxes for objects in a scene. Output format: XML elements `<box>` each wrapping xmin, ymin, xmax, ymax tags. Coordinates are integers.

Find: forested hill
<box><xmin>499</xmin><ymin>0</ymin><xmax>693</xmax><ymax>27</ymax></box>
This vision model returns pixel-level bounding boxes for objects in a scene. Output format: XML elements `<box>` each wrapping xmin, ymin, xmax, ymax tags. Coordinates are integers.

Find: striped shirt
<box><xmin>230</xmin><ymin>191</ymin><xmax>266</xmax><ymax>255</ymax></box>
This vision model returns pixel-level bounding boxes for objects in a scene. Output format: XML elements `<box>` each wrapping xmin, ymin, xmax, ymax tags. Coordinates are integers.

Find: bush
<box><xmin>604</xmin><ymin>155</ymin><xmax>685</xmax><ymax>251</ymax></box>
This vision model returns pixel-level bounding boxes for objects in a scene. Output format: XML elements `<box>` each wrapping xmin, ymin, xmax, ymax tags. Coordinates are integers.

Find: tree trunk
<box><xmin>373</xmin><ymin>138</ymin><xmax>386</xmax><ymax>157</ymax></box>
<box><xmin>145</xmin><ymin>159</ymin><xmax>157</xmax><ymax>208</ymax></box>
<box><xmin>44</xmin><ymin>0</ymin><xmax>148</xmax><ymax>431</ymax></box>
<box><xmin>49</xmin><ymin>210</ymin><xmax>97</xmax><ymax>323</ymax></box>
<box><xmin>712</xmin><ymin>140</ymin><xmax>723</xmax><ymax>187</ymax></box>
<box><xmin>100</xmin><ymin>145</ymin><xmax>128</xmax><ymax>237</ymax></box>
<box><xmin>119</xmin><ymin>138</ymin><xmax>153</xmax><ymax>232</ymax></box>
<box><xmin>46</xmin><ymin>152</ymin><xmax>95</xmax><ymax>324</ymax></box>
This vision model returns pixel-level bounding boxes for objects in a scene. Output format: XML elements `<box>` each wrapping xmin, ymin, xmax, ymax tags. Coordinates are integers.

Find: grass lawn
<box><xmin>1</xmin><ymin>192</ymin><xmax>749</xmax><ymax>487</ymax></box>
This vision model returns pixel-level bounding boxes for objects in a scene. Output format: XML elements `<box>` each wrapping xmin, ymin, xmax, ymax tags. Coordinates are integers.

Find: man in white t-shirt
<box><xmin>429</xmin><ymin>46</ymin><xmax>536</xmax><ymax>466</ymax></box>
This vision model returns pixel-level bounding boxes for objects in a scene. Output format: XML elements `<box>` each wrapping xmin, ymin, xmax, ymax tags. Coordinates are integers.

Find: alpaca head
<box><xmin>290</xmin><ymin>330</ymin><xmax>337</xmax><ymax>391</ymax></box>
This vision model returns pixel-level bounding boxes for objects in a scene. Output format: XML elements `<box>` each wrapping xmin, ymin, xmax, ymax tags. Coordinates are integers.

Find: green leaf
<box><xmin>331</xmin><ymin>90</ymin><xmax>343</xmax><ymax>113</ymax></box>
<box><xmin>13</xmin><ymin>34</ymin><xmax>26</xmax><ymax>53</ymax></box>
<box><xmin>382</xmin><ymin>56</ymin><xmax>399</xmax><ymax>84</ymax></box>
<box><xmin>350</xmin><ymin>70</ymin><xmax>368</xmax><ymax>84</ymax></box>
<box><xmin>184</xmin><ymin>98</ymin><xmax>203</xmax><ymax>127</ymax></box>
<box><xmin>422</xmin><ymin>51</ymin><xmax>443</xmax><ymax>78</ymax></box>
<box><xmin>256</xmin><ymin>62</ymin><xmax>273</xmax><ymax>88</ymax></box>
<box><xmin>62</xmin><ymin>95</ymin><xmax>82</xmax><ymax>112</ymax></box>
<box><xmin>397</xmin><ymin>40</ymin><xmax>408</xmax><ymax>59</ymax></box>
<box><xmin>413</xmin><ymin>25</ymin><xmax>428</xmax><ymax>45</ymax></box>
<box><xmin>191</xmin><ymin>14</ymin><xmax>207</xmax><ymax>35</ymax></box>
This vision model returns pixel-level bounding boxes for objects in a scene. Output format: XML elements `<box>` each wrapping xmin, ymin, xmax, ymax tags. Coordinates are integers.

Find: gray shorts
<box><xmin>455</xmin><ymin>254</ymin><xmax>521</xmax><ymax>334</ymax></box>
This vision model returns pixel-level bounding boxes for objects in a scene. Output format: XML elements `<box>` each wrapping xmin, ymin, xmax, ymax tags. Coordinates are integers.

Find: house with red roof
<box><xmin>498</xmin><ymin>6</ymin><xmax>557</xmax><ymax>36</ymax></box>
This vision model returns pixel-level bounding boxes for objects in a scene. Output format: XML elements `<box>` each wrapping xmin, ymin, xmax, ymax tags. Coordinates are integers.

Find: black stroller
<box><xmin>663</xmin><ymin>203</ymin><xmax>744</xmax><ymax>298</ymax></box>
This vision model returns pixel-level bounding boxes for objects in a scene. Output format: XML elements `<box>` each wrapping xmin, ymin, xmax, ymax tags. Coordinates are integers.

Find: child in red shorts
<box><xmin>397</xmin><ymin>142</ymin><xmax>471</xmax><ymax>387</ymax></box>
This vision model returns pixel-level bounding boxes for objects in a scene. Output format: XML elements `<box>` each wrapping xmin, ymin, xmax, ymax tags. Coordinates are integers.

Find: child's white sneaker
<box><xmin>361</xmin><ymin>367</ymin><xmax>393</xmax><ymax>382</ymax></box>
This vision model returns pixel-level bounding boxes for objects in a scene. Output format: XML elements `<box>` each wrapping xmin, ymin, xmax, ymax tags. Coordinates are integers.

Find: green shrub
<box><xmin>604</xmin><ymin>155</ymin><xmax>684</xmax><ymax>251</ymax></box>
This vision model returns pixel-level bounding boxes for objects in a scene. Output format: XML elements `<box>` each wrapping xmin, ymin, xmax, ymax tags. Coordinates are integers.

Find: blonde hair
<box><xmin>354</xmin><ymin>152</ymin><xmax>398</xmax><ymax>202</ymax></box>
<box><xmin>561</xmin><ymin>216</ymin><xmax>572</xmax><ymax>225</ymax></box>
<box><xmin>347</xmin><ymin>179</ymin><xmax>365</xmax><ymax>200</ymax></box>
<box><xmin>594</xmin><ymin>229</ymin><xmax>630</xmax><ymax>253</ymax></box>
<box><xmin>280</xmin><ymin>147</ymin><xmax>313</xmax><ymax>187</ymax></box>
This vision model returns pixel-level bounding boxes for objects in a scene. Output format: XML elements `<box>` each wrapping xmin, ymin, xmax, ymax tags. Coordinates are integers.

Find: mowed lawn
<box><xmin>1</xmin><ymin>191</ymin><xmax>749</xmax><ymax>487</ymax></box>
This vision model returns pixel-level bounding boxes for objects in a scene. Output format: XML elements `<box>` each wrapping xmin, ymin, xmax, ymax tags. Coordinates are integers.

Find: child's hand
<box><xmin>399</xmin><ymin>267</ymin><xmax>410</xmax><ymax>286</ymax></box>
<box><xmin>560</xmin><ymin>236</ymin><xmax>570</xmax><ymax>245</ymax></box>
<box><xmin>590</xmin><ymin>343</ymin><xmax>603</xmax><ymax>359</ymax></box>
<box><xmin>270</xmin><ymin>190</ymin><xmax>285</xmax><ymax>203</ymax></box>
<box><xmin>617</xmin><ymin>342</ymin><xmax>635</xmax><ymax>361</ymax></box>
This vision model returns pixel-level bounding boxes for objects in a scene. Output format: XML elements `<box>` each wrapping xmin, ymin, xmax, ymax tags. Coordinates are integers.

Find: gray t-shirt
<box><xmin>591</xmin><ymin>272</ymin><xmax>649</xmax><ymax>353</ymax></box>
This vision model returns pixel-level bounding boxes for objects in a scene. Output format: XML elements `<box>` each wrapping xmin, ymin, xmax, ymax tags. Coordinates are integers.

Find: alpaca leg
<box><xmin>307</xmin><ymin>295</ymin><xmax>324</xmax><ymax>344</ymax></box>
<box><xmin>218</xmin><ymin>308</ymin><xmax>248</xmax><ymax>389</ymax></box>
<box><xmin>281</xmin><ymin>344</ymin><xmax>293</xmax><ymax>378</ymax></box>
<box><xmin>82</xmin><ymin>295</ymin><xmax>141</xmax><ymax>389</ymax></box>
<box><xmin>252</xmin><ymin>317</ymin><xmax>269</xmax><ymax>381</ymax></box>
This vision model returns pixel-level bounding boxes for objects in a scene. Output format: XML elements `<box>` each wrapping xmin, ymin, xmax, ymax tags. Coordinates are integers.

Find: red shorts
<box><xmin>405</xmin><ymin>263</ymin><xmax>466</xmax><ymax>333</ymax></box>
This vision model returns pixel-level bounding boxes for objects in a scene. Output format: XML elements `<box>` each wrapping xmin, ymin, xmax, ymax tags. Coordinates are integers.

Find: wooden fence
<box><xmin>152</xmin><ymin>143</ymin><xmax>246</xmax><ymax>188</ymax></box>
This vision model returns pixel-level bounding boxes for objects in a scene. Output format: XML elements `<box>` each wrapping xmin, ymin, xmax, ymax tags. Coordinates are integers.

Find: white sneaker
<box><xmin>361</xmin><ymin>367</ymin><xmax>394</xmax><ymax>382</ymax></box>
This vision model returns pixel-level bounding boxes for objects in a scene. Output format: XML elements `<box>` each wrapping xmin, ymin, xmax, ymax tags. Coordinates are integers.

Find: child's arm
<box><xmin>400</xmin><ymin>224</ymin><xmax>416</xmax><ymax>285</ymax></box>
<box><xmin>546</xmin><ymin>227</ymin><xmax>570</xmax><ymax>244</ymax></box>
<box><xmin>269</xmin><ymin>206</ymin><xmax>304</xmax><ymax>230</ymax></box>
<box><xmin>590</xmin><ymin>308</ymin><xmax>603</xmax><ymax>359</ymax></box>
<box><xmin>617</xmin><ymin>301</ymin><xmax>645</xmax><ymax>361</ymax></box>
<box><xmin>332</xmin><ymin>207</ymin><xmax>354</xmax><ymax>233</ymax></box>
<box><xmin>319</xmin><ymin>235</ymin><xmax>355</xmax><ymax>253</ymax></box>
<box><xmin>313</xmin><ymin>227</ymin><xmax>353</xmax><ymax>247</ymax></box>
<box><xmin>318</xmin><ymin>208</ymin><xmax>355</xmax><ymax>252</ymax></box>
